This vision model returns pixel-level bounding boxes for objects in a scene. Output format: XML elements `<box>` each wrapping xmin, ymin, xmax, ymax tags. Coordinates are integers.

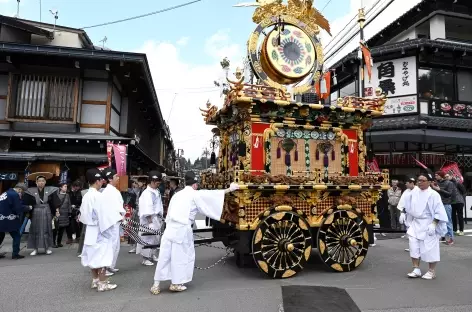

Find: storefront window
<box><xmin>330</xmin><ymin>91</ymin><xmax>338</xmax><ymax>105</ymax></box>
<box><xmin>340</xmin><ymin>81</ymin><xmax>356</xmax><ymax>97</ymax></box>
<box><xmin>418</xmin><ymin>68</ymin><xmax>454</xmax><ymax>100</ymax></box>
<box><xmin>457</xmin><ymin>70</ymin><xmax>472</xmax><ymax>102</ymax></box>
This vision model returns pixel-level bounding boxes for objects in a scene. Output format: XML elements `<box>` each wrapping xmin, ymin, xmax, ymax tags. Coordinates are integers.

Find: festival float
<box><xmin>199</xmin><ymin>0</ymin><xmax>389</xmax><ymax>279</ymax></box>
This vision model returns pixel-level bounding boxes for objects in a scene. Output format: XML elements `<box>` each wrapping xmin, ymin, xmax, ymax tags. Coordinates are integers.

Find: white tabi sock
<box><xmin>153</xmin><ymin>281</ymin><xmax>160</xmax><ymax>287</ymax></box>
<box><xmin>413</xmin><ymin>267</ymin><xmax>421</xmax><ymax>275</ymax></box>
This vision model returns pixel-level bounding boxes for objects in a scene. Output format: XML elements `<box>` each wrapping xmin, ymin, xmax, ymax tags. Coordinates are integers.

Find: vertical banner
<box><xmin>343</xmin><ymin>129</ymin><xmax>359</xmax><ymax>176</ymax></box>
<box><xmin>366</xmin><ymin>158</ymin><xmax>380</xmax><ymax>172</ymax></box>
<box><xmin>251</xmin><ymin>123</ymin><xmax>270</xmax><ymax>175</ymax></box>
<box><xmin>24</xmin><ymin>167</ymin><xmax>30</xmax><ymax>187</ymax></box>
<box><xmin>113</xmin><ymin>144</ymin><xmax>127</xmax><ymax>176</ymax></box>
<box><xmin>106</xmin><ymin>141</ymin><xmax>113</xmax><ymax>167</ymax></box>
<box><xmin>59</xmin><ymin>169</ymin><xmax>69</xmax><ymax>184</ymax></box>
<box><xmin>441</xmin><ymin>162</ymin><xmax>463</xmax><ymax>184</ymax></box>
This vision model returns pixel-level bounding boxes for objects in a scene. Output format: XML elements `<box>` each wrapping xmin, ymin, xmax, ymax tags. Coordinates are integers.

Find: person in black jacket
<box><xmin>445</xmin><ymin>174</ymin><xmax>466</xmax><ymax>236</ymax></box>
<box><xmin>69</xmin><ymin>180</ymin><xmax>83</xmax><ymax>243</ymax></box>
<box><xmin>432</xmin><ymin>171</ymin><xmax>454</xmax><ymax>245</ymax></box>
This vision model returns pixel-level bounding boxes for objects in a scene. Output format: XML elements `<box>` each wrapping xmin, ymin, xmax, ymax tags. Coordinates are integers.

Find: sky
<box><xmin>0</xmin><ymin>0</ymin><xmax>420</xmax><ymax>161</ymax></box>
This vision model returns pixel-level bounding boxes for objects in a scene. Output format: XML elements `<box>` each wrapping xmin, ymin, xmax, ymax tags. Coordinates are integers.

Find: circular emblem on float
<box><xmin>265</xmin><ymin>25</ymin><xmax>315</xmax><ymax>80</ymax></box>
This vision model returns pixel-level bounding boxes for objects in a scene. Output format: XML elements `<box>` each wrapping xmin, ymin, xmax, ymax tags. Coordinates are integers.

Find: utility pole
<box><xmin>358</xmin><ymin>2</ymin><xmax>366</xmax><ymax>97</ymax></box>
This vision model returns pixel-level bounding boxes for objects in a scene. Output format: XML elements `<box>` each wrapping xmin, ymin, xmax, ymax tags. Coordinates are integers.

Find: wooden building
<box><xmin>0</xmin><ymin>15</ymin><xmax>175</xmax><ymax>191</ymax></box>
<box><xmin>328</xmin><ymin>0</ymin><xmax>472</xmax><ymax>187</ymax></box>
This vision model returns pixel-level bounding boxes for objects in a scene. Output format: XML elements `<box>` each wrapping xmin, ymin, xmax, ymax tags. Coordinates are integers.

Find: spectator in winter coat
<box><xmin>445</xmin><ymin>174</ymin><xmax>466</xmax><ymax>236</ymax></box>
<box><xmin>432</xmin><ymin>171</ymin><xmax>454</xmax><ymax>245</ymax></box>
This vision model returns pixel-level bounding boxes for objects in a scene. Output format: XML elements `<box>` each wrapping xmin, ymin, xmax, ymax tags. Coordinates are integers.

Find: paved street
<box><xmin>1</xmin><ymin>227</ymin><xmax>472</xmax><ymax>312</ymax></box>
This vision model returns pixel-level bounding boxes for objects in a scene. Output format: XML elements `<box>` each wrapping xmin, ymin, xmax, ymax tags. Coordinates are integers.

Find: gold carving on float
<box><xmin>282</xmin><ymin>269</ymin><xmax>297</xmax><ymax>278</ymax></box>
<box><xmin>318</xmin><ymin>239</ymin><xmax>325</xmax><ymax>254</ymax></box>
<box><xmin>304</xmin><ymin>246</ymin><xmax>312</xmax><ymax>261</ymax></box>
<box><xmin>331</xmin><ymin>263</ymin><xmax>343</xmax><ymax>272</ymax></box>
<box><xmin>255</xmin><ymin>228</ymin><xmax>263</xmax><ymax>244</ymax></box>
<box><xmin>363</xmin><ymin>228</ymin><xmax>369</xmax><ymax>241</ymax></box>
<box><xmin>273</xmin><ymin>212</ymin><xmax>286</xmax><ymax>220</ymax></box>
<box><xmin>258</xmin><ymin>260</ymin><xmax>269</xmax><ymax>273</ymax></box>
<box><xmin>355</xmin><ymin>255</ymin><xmax>365</xmax><ymax>267</ymax></box>
<box><xmin>298</xmin><ymin>218</ymin><xmax>308</xmax><ymax>230</ymax></box>
<box><xmin>248</xmin><ymin>0</ymin><xmax>331</xmax><ymax>35</ymax></box>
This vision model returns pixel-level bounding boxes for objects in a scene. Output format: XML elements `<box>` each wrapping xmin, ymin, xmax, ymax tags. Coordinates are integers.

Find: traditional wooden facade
<box><xmin>0</xmin><ymin>15</ymin><xmax>174</xmax><ymax>191</ymax></box>
<box><xmin>329</xmin><ymin>0</ymin><xmax>472</xmax><ymax>188</ymax></box>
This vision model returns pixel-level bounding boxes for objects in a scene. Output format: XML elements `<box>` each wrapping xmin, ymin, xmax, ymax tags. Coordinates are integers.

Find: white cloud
<box><xmin>176</xmin><ymin>36</ymin><xmax>190</xmax><ymax>46</ymax></box>
<box><xmin>136</xmin><ymin>30</ymin><xmax>244</xmax><ymax>162</ymax></box>
<box><xmin>320</xmin><ymin>0</ymin><xmax>423</xmax><ymax>67</ymax></box>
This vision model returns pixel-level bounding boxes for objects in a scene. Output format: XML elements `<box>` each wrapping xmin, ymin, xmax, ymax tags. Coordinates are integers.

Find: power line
<box><xmin>80</xmin><ymin>0</ymin><xmax>202</xmax><ymax>29</ymax></box>
<box><xmin>325</xmin><ymin>0</ymin><xmax>396</xmax><ymax>64</ymax></box>
<box><xmin>321</xmin><ymin>0</ymin><xmax>334</xmax><ymax>12</ymax></box>
<box><xmin>324</xmin><ymin>0</ymin><xmax>383</xmax><ymax>52</ymax></box>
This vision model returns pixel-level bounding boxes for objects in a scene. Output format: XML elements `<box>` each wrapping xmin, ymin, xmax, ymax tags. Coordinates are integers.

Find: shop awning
<box><xmin>0</xmin><ymin>151</ymin><xmax>107</xmax><ymax>162</ymax></box>
<box><xmin>367</xmin><ymin>129</ymin><xmax>472</xmax><ymax>146</ymax></box>
<box><xmin>0</xmin><ymin>131</ymin><xmax>132</xmax><ymax>142</ymax></box>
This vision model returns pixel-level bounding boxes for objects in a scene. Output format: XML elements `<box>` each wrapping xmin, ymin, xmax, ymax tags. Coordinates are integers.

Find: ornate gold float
<box><xmin>200</xmin><ymin>0</ymin><xmax>388</xmax><ymax>279</ymax></box>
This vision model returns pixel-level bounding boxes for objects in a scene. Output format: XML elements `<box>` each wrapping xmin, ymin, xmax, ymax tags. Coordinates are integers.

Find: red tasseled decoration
<box><xmin>331</xmin><ymin>149</ymin><xmax>335</xmax><ymax>161</ymax></box>
<box><xmin>277</xmin><ymin>147</ymin><xmax>281</xmax><ymax>158</ymax></box>
<box><xmin>316</xmin><ymin>149</ymin><xmax>319</xmax><ymax>160</ymax></box>
<box><xmin>323</xmin><ymin>153</ymin><xmax>329</xmax><ymax>167</ymax></box>
<box><xmin>285</xmin><ymin>153</ymin><xmax>291</xmax><ymax>166</ymax></box>
<box><xmin>294</xmin><ymin>150</ymin><xmax>299</xmax><ymax>161</ymax></box>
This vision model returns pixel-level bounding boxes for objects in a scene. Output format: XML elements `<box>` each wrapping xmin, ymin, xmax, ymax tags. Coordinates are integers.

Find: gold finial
<box><xmin>358</xmin><ymin>8</ymin><xmax>366</xmax><ymax>23</ymax></box>
<box><xmin>234</xmin><ymin>67</ymin><xmax>243</xmax><ymax>80</ymax></box>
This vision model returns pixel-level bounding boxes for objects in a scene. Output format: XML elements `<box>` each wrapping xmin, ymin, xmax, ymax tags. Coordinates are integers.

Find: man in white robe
<box><xmin>150</xmin><ymin>171</ymin><xmax>239</xmax><ymax>295</ymax></box>
<box><xmin>80</xmin><ymin>168</ymin><xmax>122</xmax><ymax>292</ymax></box>
<box><xmin>399</xmin><ymin>172</ymin><xmax>448</xmax><ymax>280</ymax></box>
<box><xmin>137</xmin><ymin>171</ymin><xmax>164</xmax><ymax>266</ymax></box>
<box><xmin>101</xmin><ymin>168</ymin><xmax>126</xmax><ymax>275</ymax></box>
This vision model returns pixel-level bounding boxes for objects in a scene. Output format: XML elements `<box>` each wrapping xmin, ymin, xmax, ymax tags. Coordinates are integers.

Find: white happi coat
<box><xmin>154</xmin><ymin>186</ymin><xmax>225</xmax><ymax>285</ymax></box>
<box><xmin>80</xmin><ymin>188</ymin><xmax>123</xmax><ymax>269</ymax></box>
<box><xmin>136</xmin><ymin>186</ymin><xmax>163</xmax><ymax>258</ymax></box>
<box><xmin>101</xmin><ymin>184</ymin><xmax>125</xmax><ymax>268</ymax></box>
<box><xmin>404</xmin><ymin>187</ymin><xmax>448</xmax><ymax>262</ymax></box>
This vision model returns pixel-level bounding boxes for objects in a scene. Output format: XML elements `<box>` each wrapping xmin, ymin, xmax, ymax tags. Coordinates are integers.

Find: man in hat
<box><xmin>400</xmin><ymin>171</ymin><xmax>448</xmax><ymax>280</ymax></box>
<box><xmin>101</xmin><ymin>168</ymin><xmax>126</xmax><ymax>275</ymax></box>
<box><xmin>22</xmin><ymin>172</ymin><xmax>58</xmax><ymax>256</ymax></box>
<box><xmin>137</xmin><ymin>170</ymin><xmax>164</xmax><ymax>266</ymax></box>
<box><xmin>0</xmin><ymin>183</ymin><xmax>30</xmax><ymax>259</ymax></box>
<box><xmin>150</xmin><ymin>171</ymin><xmax>239</xmax><ymax>295</ymax></box>
<box><xmin>80</xmin><ymin>168</ymin><xmax>121</xmax><ymax>292</ymax></box>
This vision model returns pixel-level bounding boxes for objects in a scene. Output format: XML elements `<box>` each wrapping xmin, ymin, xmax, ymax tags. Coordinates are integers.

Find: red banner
<box><xmin>113</xmin><ymin>144</ymin><xmax>127</xmax><ymax>176</ymax></box>
<box><xmin>366</xmin><ymin>158</ymin><xmax>380</xmax><ymax>173</ymax></box>
<box><xmin>343</xmin><ymin>129</ymin><xmax>358</xmax><ymax>176</ymax></box>
<box><xmin>251</xmin><ymin>123</ymin><xmax>270</xmax><ymax>175</ymax></box>
<box><xmin>106</xmin><ymin>142</ymin><xmax>113</xmax><ymax>166</ymax></box>
<box><xmin>441</xmin><ymin>162</ymin><xmax>464</xmax><ymax>184</ymax></box>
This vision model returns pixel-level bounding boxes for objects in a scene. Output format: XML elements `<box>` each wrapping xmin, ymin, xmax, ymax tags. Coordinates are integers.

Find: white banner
<box><xmin>363</xmin><ymin>55</ymin><xmax>417</xmax><ymax>98</ymax></box>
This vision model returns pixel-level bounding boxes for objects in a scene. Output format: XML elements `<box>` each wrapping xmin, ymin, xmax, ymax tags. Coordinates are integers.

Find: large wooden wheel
<box><xmin>317</xmin><ymin>209</ymin><xmax>369</xmax><ymax>272</ymax></box>
<box><xmin>252</xmin><ymin>209</ymin><xmax>312</xmax><ymax>279</ymax></box>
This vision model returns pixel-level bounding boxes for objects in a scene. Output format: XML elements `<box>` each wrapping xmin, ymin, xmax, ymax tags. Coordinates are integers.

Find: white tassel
<box><xmin>358</xmin><ymin>48</ymin><xmax>362</xmax><ymax>60</ymax></box>
<box><xmin>320</xmin><ymin>76</ymin><xmax>327</xmax><ymax>94</ymax></box>
<box><xmin>332</xmin><ymin>72</ymin><xmax>337</xmax><ymax>85</ymax></box>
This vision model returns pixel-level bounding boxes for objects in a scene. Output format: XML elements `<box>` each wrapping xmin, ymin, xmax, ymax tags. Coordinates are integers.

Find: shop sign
<box><xmin>383</xmin><ymin>95</ymin><xmax>418</xmax><ymax>115</ymax></box>
<box><xmin>0</xmin><ymin>173</ymin><xmax>18</xmax><ymax>181</ymax></box>
<box><xmin>363</xmin><ymin>56</ymin><xmax>417</xmax><ymax>108</ymax></box>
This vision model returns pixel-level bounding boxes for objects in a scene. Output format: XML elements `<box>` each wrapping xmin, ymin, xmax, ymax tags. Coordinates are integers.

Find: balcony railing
<box><xmin>428</xmin><ymin>99</ymin><xmax>472</xmax><ymax>119</ymax></box>
<box><xmin>6</xmin><ymin>73</ymin><xmax>79</xmax><ymax>123</ymax></box>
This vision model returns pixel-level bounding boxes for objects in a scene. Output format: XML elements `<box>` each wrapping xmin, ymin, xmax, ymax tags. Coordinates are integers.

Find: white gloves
<box><xmin>229</xmin><ymin>183</ymin><xmax>240</xmax><ymax>192</ymax></box>
<box><xmin>427</xmin><ymin>223</ymin><xmax>436</xmax><ymax>236</ymax></box>
<box><xmin>399</xmin><ymin>213</ymin><xmax>406</xmax><ymax>225</ymax></box>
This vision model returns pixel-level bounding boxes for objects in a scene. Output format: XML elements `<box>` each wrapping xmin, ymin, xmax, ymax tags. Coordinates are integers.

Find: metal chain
<box><xmin>122</xmin><ymin>219</ymin><xmax>234</xmax><ymax>270</ymax></box>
